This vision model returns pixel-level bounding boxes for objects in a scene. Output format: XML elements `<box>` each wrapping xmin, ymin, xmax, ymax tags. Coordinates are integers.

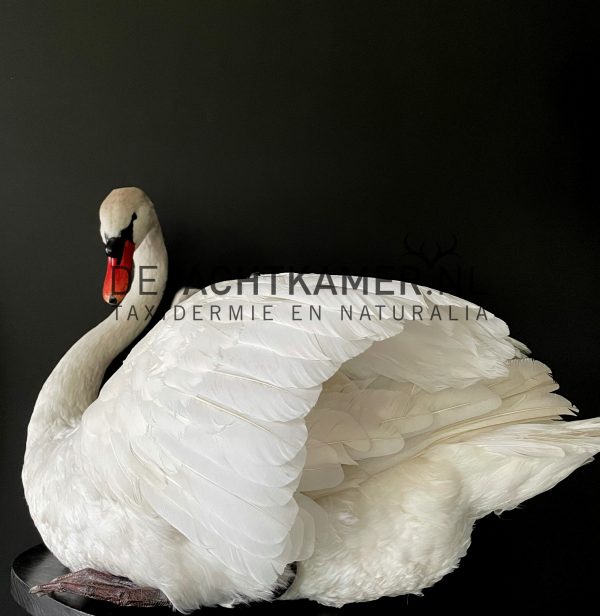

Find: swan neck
<box><xmin>26</xmin><ymin>225</ymin><xmax>168</xmax><ymax>446</ymax></box>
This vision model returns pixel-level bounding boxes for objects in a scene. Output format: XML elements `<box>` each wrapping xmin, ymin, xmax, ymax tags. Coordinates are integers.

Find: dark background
<box><xmin>1</xmin><ymin>1</ymin><xmax>599</xmax><ymax>614</ymax></box>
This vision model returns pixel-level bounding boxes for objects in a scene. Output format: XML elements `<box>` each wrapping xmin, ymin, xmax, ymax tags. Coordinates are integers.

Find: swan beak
<box><xmin>103</xmin><ymin>239</ymin><xmax>135</xmax><ymax>305</ymax></box>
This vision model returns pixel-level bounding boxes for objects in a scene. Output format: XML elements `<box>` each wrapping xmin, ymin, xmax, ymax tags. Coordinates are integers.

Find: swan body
<box><xmin>23</xmin><ymin>188</ymin><xmax>600</xmax><ymax>611</ymax></box>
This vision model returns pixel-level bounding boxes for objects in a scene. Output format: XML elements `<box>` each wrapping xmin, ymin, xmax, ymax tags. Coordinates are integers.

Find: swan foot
<box><xmin>271</xmin><ymin>561</ymin><xmax>297</xmax><ymax>599</ymax></box>
<box><xmin>30</xmin><ymin>568</ymin><xmax>170</xmax><ymax>608</ymax></box>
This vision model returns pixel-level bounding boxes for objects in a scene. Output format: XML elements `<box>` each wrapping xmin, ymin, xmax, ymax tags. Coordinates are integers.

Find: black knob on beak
<box><xmin>105</xmin><ymin>237</ymin><xmax>124</xmax><ymax>259</ymax></box>
<box><xmin>108</xmin><ymin>295</ymin><xmax>119</xmax><ymax>306</ymax></box>
<box><xmin>105</xmin><ymin>238</ymin><xmax>116</xmax><ymax>256</ymax></box>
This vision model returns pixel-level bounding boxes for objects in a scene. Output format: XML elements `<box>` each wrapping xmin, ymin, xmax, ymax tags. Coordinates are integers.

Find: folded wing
<box><xmin>78</xmin><ymin>275</ymin><xmax>424</xmax><ymax>593</ymax></box>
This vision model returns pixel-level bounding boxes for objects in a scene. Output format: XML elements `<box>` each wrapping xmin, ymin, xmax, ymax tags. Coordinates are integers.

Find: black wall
<box><xmin>1</xmin><ymin>2</ymin><xmax>598</xmax><ymax>614</ymax></box>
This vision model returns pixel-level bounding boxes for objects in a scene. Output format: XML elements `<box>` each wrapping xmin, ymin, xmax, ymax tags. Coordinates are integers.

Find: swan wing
<box><xmin>302</xmin><ymin>292</ymin><xmax>573</xmax><ymax>496</ymax></box>
<box><xmin>77</xmin><ymin>274</ymin><xmax>431</xmax><ymax>592</ymax></box>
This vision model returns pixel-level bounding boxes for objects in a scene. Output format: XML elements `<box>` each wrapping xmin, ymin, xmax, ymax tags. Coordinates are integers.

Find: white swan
<box><xmin>23</xmin><ymin>187</ymin><xmax>600</xmax><ymax>611</ymax></box>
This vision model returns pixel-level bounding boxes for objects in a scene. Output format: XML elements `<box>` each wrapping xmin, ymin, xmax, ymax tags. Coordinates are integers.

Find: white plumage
<box><xmin>23</xmin><ymin>188</ymin><xmax>600</xmax><ymax>611</ymax></box>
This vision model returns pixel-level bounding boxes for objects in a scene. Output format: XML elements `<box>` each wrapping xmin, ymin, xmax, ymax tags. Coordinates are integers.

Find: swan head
<box><xmin>99</xmin><ymin>187</ymin><xmax>159</xmax><ymax>305</ymax></box>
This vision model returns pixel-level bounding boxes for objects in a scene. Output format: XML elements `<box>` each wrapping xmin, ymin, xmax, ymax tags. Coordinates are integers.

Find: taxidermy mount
<box><xmin>23</xmin><ymin>188</ymin><xmax>600</xmax><ymax>611</ymax></box>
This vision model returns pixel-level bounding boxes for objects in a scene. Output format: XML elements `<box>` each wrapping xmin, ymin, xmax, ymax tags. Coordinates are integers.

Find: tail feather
<box><xmin>437</xmin><ymin>418</ymin><xmax>600</xmax><ymax>516</ymax></box>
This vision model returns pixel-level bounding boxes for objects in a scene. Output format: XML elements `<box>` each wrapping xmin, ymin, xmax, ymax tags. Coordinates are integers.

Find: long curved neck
<box><xmin>26</xmin><ymin>225</ymin><xmax>168</xmax><ymax>448</ymax></box>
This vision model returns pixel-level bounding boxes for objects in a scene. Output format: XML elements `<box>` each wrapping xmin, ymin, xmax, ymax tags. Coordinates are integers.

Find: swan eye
<box><xmin>105</xmin><ymin>214</ymin><xmax>137</xmax><ymax>258</ymax></box>
<box><xmin>122</xmin><ymin>214</ymin><xmax>136</xmax><ymax>241</ymax></box>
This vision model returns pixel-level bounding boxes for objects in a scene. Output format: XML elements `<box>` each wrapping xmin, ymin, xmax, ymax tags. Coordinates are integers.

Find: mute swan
<box><xmin>24</xmin><ymin>187</ymin><xmax>600</xmax><ymax>611</ymax></box>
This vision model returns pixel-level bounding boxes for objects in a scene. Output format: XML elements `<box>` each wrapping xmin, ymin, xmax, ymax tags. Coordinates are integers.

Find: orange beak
<box><xmin>103</xmin><ymin>239</ymin><xmax>135</xmax><ymax>305</ymax></box>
